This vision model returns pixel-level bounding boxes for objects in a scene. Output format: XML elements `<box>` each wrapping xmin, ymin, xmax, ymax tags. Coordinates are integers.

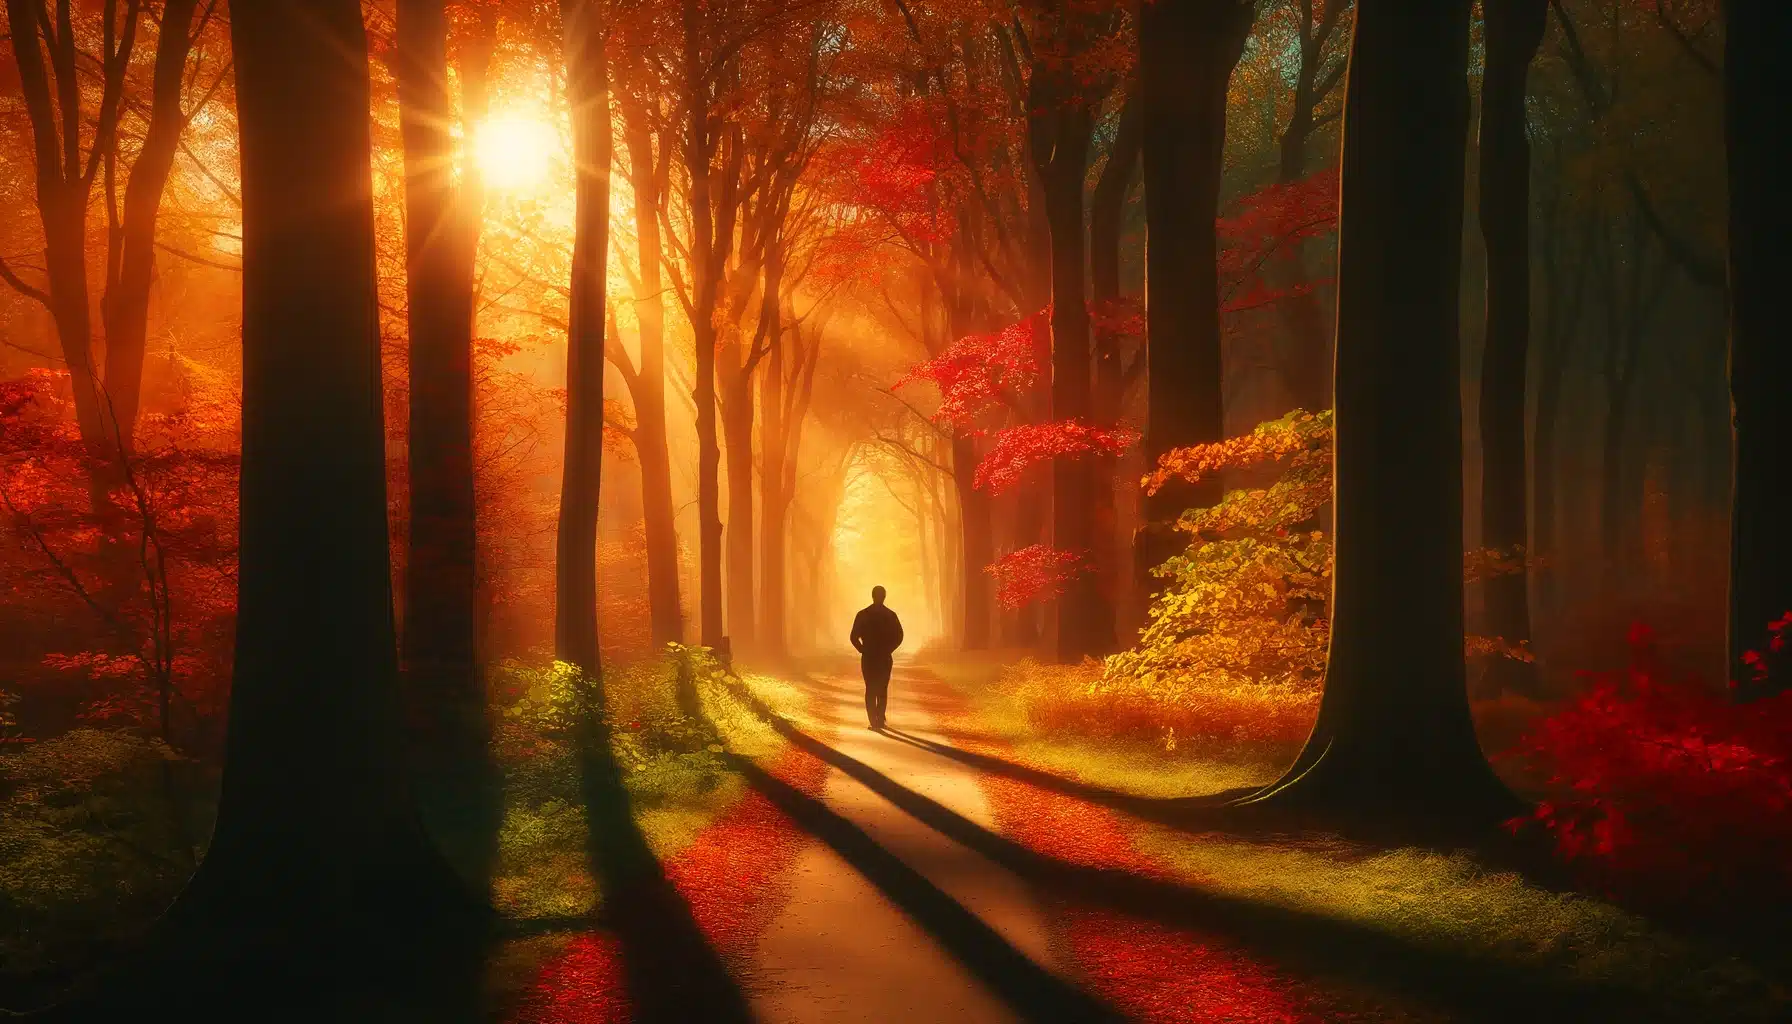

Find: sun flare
<box><xmin>475</xmin><ymin>114</ymin><xmax>556</xmax><ymax>192</ymax></box>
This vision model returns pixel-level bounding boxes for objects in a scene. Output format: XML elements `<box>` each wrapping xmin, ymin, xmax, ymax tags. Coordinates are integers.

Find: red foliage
<box><xmin>984</xmin><ymin>543</ymin><xmax>1083</xmax><ymax>609</ymax></box>
<box><xmin>818</xmin><ymin>98</ymin><xmax>960</xmax><ymax>246</ymax></box>
<box><xmin>1216</xmin><ymin>169</ymin><xmax>1339</xmax><ymax>317</ymax></box>
<box><xmin>894</xmin><ymin>308</ymin><xmax>1047</xmax><ymax>426</ymax></box>
<box><xmin>973</xmin><ymin>419</ymin><xmax>1138</xmax><ymax>494</ymax></box>
<box><xmin>1505</xmin><ymin>619</ymin><xmax>1792</xmax><ymax>905</ymax></box>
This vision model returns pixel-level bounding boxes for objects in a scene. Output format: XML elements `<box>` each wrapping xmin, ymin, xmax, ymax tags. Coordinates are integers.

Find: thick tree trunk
<box><xmin>1240</xmin><ymin>0</ymin><xmax>1518</xmax><ymax>823</ymax></box>
<box><xmin>555</xmin><ymin>0</ymin><xmax>612</xmax><ymax>675</ymax></box>
<box><xmin>156</xmin><ymin>0</ymin><xmax>478</xmax><ymax>995</ymax></box>
<box><xmin>1033</xmin><ymin>90</ymin><xmax>1106</xmax><ymax>663</ymax></box>
<box><xmin>1090</xmin><ymin>86</ymin><xmax>1142</xmax><ymax>650</ymax></box>
<box><xmin>100</xmin><ymin>0</ymin><xmax>201</xmax><ymax>449</ymax></box>
<box><xmin>397</xmin><ymin>0</ymin><xmax>484</xmax><ymax>740</ymax></box>
<box><xmin>622</xmin><ymin>100</ymin><xmax>685</xmax><ymax>646</ymax></box>
<box><xmin>1135</xmin><ymin>0</ymin><xmax>1253</xmax><ymax>580</ymax></box>
<box><xmin>1475</xmin><ymin>0</ymin><xmax>1545</xmax><ymax>694</ymax></box>
<box><xmin>1724</xmin><ymin>0</ymin><xmax>1792</xmax><ymax>697</ymax></box>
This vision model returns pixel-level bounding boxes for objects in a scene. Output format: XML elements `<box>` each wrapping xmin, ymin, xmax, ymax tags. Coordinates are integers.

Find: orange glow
<box><xmin>476</xmin><ymin>114</ymin><xmax>558</xmax><ymax>193</ymax></box>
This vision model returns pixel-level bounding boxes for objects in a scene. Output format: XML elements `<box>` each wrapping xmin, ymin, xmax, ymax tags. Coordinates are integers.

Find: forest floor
<box><xmin>484</xmin><ymin>655</ymin><xmax>1791</xmax><ymax>1023</ymax></box>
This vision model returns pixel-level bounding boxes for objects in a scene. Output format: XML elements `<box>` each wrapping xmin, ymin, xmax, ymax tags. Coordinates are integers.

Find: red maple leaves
<box><xmin>974</xmin><ymin>420</ymin><xmax>1138</xmax><ymax>494</ymax></box>
<box><xmin>985</xmin><ymin>543</ymin><xmax>1085</xmax><ymax>609</ymax></box>
<box><xmin>894</xmin><ymin>309</ymin><xmax>1047</xmax><ymax>426</ymax></box>
<box><xmin>1506</xmin><ymin>618</ymin><xmax>1792</xmax><ymax>907</ymax></box>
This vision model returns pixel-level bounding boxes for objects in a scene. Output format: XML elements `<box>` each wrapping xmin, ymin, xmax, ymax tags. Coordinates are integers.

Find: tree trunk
<box><xmin>759</xmin><ymin>333</ymin><xmax>788</xmax><ymax>661</ymax></box>
<box><xmin>622</xmin><ymin>98</ymin><xmax>685</xmax><ymax>646</ymax></box>
<box><xmin>161</xmin><ymin>0</ymin><xmax>477</xmax><ymax>990</ymax></box>
<box><xmin>1724</xmin><ymin>0</ymin><xmax>1792</xmax><ymax>697</ymax></box>
<box><xmin>684</xmin><ymin>0</ymin><xmax>725</xmax><ymax>649</ymax></box>
<box><xmin>397</xmin><ymin>0</ymin><xmax>485</xmax><ymax>740</ymax></box>
<box><xmin>1090</xmin><ymin>85</ymin><xmax>1142</xmax><ymax>652</ymax></box>
<box><xmin>555</xmin><ymin>0</ymin><xmax>612</xmax><ymax>676</ymax></box>
<box><xmin>1475</xmin><ymin>0</ymin><xmax>1545</xmax><ymax>694</ymax></box>
<box><xmin>721</xmin><ymin>358</ymin><xmax>757</xmax><ymax>652</ymax></box>
<box><xmin>1035</xmin><ymin>94</ymin><xmax>1106</xmax><ymax>663</ymax></box>
<box><xmin>100</xmin><ymin>0</ymin><xmax>201</xmax><ymax>450</ymax></box>
<box><xmin>953</xmin><ymin>430</ymin><xmax>993</xmax><ymax>649</ymax></box>
<box><xmin>1135</xmin><ymin>0</ymin><xmax>1254</xmax><ymax>580</ymax></box>
<box><xmin>1240</xmin><ymin>0</ymin><xmax>1518</xmax><ymax>823</ymax></box>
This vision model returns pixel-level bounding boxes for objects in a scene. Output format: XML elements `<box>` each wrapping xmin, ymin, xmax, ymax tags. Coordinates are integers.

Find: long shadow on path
<box><xmin>571</xmin><ymin>699</ymin><xmax>754</xmax><ymax>1023</ymax></box>
<box><xmin>735</xmin><ymin>681</ymin><xmax>1712</xmax><ymax>1024</ymax></box>
<box><xmin>728</xmin><ymin>753</ymin><xmax>1127</xmax><ymax>1023</ymax></box>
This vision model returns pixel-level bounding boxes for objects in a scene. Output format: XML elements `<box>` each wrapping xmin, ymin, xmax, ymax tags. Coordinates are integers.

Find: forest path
<box><xmin>743</xmin><ymin>665</ymin><xmax>1062</xmax><ymax>1023</ymax></box>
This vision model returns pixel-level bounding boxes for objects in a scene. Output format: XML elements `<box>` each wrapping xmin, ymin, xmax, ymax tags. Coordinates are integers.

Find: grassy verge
<box><xmin>917</xmin><ymin>649</ymin><xmax>1791</xmax><ymax>1020</ymax></box>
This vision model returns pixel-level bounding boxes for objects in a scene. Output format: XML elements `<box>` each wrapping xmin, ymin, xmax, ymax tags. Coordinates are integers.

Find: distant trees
<box><xmin>1476</xmin><ymin>0</ymin><xmax>1548</xmax><ymax>695</ymax></box>
<box><xmin>1</xmin><ymin>0</ymin><xmax>213</xmax><ymax>455</ymax></box>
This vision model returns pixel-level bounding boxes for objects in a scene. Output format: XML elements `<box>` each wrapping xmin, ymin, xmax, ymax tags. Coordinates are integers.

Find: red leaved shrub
<box><xmin>1504</xmin><ymin>618</ymin><xmax>1792</xmax><ymax>909</ymax></box>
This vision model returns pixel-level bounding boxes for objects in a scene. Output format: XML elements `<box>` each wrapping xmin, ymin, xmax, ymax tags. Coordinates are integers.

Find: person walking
<box><xmin>849</xmin><ymin>586</ymin><xmax>904</xmax><ymax>729</ymax></box>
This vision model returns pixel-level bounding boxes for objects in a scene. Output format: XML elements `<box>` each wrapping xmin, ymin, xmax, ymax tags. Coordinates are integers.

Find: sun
<box><xmin>475</xmin><ymin>114</ymin><xmax>556</xmax><ymax>193</ymax></box>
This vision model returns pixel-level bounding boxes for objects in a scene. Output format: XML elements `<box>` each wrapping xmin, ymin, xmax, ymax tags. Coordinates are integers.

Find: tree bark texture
<box><xmin>1475</xmin><ymin>0</ymin><xmax>1545</xmax><ymax>694</ymax></box>
<box><xmin>621</xmin><ymin>96</ymin><xmax>685</xmax><ymax>646</ymax></box>
<box><xmin>397</xmin><ymin>0</ymin><xmax>485</xmax><ymax>743</ymax></box>
<box><xmin>555</xmin><ymin>0</ymin><xmax>612</xmax><ymax>675</ymax></box>
<box><xmin>170</xmin><ymin>0</ymin><xmax>475</xmax><ymax>978</ymax></box>
<box><xmin>1136</xmin><ymin>0</ymin><xmax>1254</xmax><ymax>579</ymax></box>
<box><xmin>1724</xmin><ymin>0</ymin><xmax>1792</xmax><ymax>697</ymax></box>
<box><xmin>1241</xmin><ymin>0</ymin><xmax>1517</xmax><ymax>822</ymax></box>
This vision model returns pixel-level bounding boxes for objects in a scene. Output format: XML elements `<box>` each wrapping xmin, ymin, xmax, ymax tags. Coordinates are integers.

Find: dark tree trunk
<box><xmin>1475</xmin><ymin>0</ymin><xmax>1545</xmax><ymax>694</ymax></box>
<box><xmin>1724</xmin><ymin>0</ymin><xmax>1792</xmax><ymax>697</ymax></box>
<box><xmin>1135</xmin><ymin>0</ymin><xmax>1254</xmax><ymax>580</ymax></box>
<box><xmin>721</xmin><ymin>356</ymin><xmax>757</xmax><ymax>652</ymax></box>
<box><xmin>953</xmin><ymin>430</ymin><xmax>994</xmax><ymax>649</ymax></box>
<box><xmin>1240</xmin><ymin>0</ymin><xmax>1518</xmax><ymax>823</ymax></box>
<box><xmin>397</xmin><ymin>0</ymin><xmax>484</xmax><ymax>744</ymax></box>
<box><xmin>1090</xmin><ymin>85</ymin><xmax>1142</xmax><ymax>651</ymax></box>
<box><xmin>100</xmin><ymin>0</ymin><xmax>201</xmax><ymax>449</ymax></box>
<box><xmin>621</xmin><ymin>98</ymin><xmax>685</xmax><ymax>646</ymax></box>
<box><xmin>1032</xmin><ymin>86</ymin><xmax>1106</xmax><ymax>663</ymax></box>
<box><xmin>555</xmin><ymin>0</ymin><xmax>612</xmax><ymax>675</ymax></box>
<box><xmin>152</xmin><ymin>0</ymin><xmax>478</xmax><ymax>997</ymax></box>
<box><xmin>396</xmin><ymin>0</ymin><xmax>498</xmax><ymax>893</ymax></box>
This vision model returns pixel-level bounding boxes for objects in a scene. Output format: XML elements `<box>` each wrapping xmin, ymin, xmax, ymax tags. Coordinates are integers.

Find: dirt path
<box><xmin>745</xmin><ymin>666</ymin><xmax>1061</xmax><ymax>1023</ymax></box>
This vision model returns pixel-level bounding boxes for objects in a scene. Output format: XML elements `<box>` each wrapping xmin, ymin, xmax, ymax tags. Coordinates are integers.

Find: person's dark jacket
<box><xmin>851</xmin><ymin>604</ymin><xmax>904</xmax><ymax>660</ymax></box>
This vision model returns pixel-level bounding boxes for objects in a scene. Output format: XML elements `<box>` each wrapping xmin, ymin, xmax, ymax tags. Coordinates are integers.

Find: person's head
<box><xmin>871</xmin><ymin>585</ymin><xmax>886</xmax><ymax>605</ymax></box>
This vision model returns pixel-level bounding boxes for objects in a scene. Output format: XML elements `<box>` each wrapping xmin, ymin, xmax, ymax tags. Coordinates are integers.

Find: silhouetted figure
<box><xmin>850</xmin><ymin>586</ymin><xmax>904</xmax><ymax>729</ymax></box>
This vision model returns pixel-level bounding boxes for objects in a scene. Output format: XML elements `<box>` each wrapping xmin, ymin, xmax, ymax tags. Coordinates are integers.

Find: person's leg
<box><xmin>867</xmin><ymin>657</ymin><xmax>892</xmax><ymax>727</ymax></box>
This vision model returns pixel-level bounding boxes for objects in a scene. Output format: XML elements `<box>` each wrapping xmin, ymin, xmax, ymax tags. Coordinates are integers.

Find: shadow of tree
<box><xmin>726</xmin><ymin>678</ymin><xmax>1720</xmax><ymax>1024</ymax></box>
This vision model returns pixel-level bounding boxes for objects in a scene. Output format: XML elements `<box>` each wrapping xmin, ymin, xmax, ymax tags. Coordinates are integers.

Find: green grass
<box><xmin>918</xmin><ymin>650</ymin><xmax>1792</xmax><ymax>1021</ymax></box>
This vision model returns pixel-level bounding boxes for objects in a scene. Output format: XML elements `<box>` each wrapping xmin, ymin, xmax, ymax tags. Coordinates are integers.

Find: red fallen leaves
<box><xmin>974</xmin><ymin>420</ymin><xmax>1139</xmax><ymax>494</ymax></box>
<box><xmin>945</xmin><ymin>690</ymin><xmax>1381</xmax><ymax>1024</ymax></box>
<box><xmin>984</xmin><ymin>543</ymin><xmax>1084</xmax><ymax>610</ymax></box>
<box><xmin>507</xmin><ymin>747</ymin><xmax>828</xmax><ymax>1023</ymax></box>
<box><xmin>1504</xmin><ymin>618</ymin><xmax>1792</xmax><ymax>904</ymax></box>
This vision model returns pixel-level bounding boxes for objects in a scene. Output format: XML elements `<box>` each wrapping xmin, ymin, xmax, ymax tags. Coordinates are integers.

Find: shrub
<box><xmin>1503</xmin><ymin>620</ymin><xmax>1792</xmax><ymax>911</ymax></box>
<box><xmin>999</xmin><ymin>658</ymin><xmax>1316</xmax><ymax>754</ymax></box>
